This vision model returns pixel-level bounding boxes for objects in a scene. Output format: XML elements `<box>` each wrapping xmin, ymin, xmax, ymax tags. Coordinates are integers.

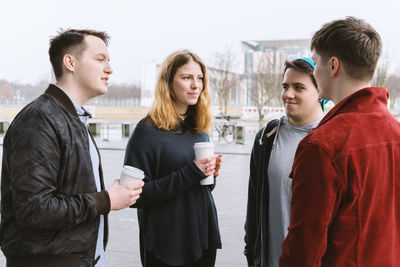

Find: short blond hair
<box><xmin>149</xmin><ymin>50</ymin><xmax>212</xmax><ymax>133</ymax></box>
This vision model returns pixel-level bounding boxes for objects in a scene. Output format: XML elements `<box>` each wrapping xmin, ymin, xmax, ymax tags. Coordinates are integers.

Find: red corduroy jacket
<box><xmin>280</xmin><ymin>87</ymin><xmax>400</xmax><ymax>266</ymax></box>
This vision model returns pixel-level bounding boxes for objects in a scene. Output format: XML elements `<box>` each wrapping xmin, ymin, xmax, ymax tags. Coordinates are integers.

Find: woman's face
<box><xmin>172</xmin><ymin>60</ymin><xmax>204</xmax><ymax>114</ymax></box>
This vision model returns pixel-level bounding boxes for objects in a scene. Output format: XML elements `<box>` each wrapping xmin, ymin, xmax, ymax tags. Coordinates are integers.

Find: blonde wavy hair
<box><xmin>149</xmin><ymin>50</ymin><xmax>212</xmax><ymax>133</ymax></box>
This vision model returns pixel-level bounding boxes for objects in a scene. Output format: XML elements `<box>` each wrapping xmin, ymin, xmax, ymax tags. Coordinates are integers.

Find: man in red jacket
<box><xmin>280</xmin><ymin>17</ymin><xmax>400</xmax><ymax>266</ymax></box>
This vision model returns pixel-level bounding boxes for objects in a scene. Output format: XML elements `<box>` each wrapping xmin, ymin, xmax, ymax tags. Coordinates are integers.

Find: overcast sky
<box><xmin>0</xmin><ymin>0</ymin><xmax>399</xmax><ymax>85</ymax></box>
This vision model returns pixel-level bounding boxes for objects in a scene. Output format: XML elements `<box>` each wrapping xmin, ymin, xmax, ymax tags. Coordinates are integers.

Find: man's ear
<box><xmin>63</xmin><ymin>54</ymin><xmax>75</xmax><ymax>73</ymax></box>
<box><xmin>330</xmin><ymin>57</ymin><xmax>340</xmax><ymax>78</ymax></box>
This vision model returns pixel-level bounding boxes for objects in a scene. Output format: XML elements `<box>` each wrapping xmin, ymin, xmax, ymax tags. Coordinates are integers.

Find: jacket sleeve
<box><xmin>124</xmin><ymin>124</ymin><xmax>206</xmax><ymax>208</ymax></box>
<box><xmin>279</xmin><ymin>141</ymin><xmax>343</xmax><ymax>266</ymax></box>
<box><xmin>244</xmin><ymin>128</ymin><xmax>263</xmax><ymax>266</ymax></box>
<box><xmin>8</xmin><ymin>111</ymin><xmax>105</xmax><ymax>231</ymax></box>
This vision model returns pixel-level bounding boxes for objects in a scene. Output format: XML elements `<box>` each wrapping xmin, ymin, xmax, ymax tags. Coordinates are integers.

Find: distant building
<box><xmin>207</xmin><ymin>67</ymin><xmax>247</xmax><ymax>108</ymax></box>
<box><xmin>140</xmin><ymin>39</ymin><xmax>311</xmax><ymax>108</ymax></box>
<box><xmin>242</xmin><ymin>39</ymin><xmax>311</xmax><ymax>74</ymax></box>
<box><xmin>241</xmin><ymin>39</ymin><xmax>311</xmax><ymax>105</ymax></box>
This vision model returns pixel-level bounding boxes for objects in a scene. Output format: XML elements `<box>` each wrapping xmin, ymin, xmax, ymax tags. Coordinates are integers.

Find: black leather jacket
<box><xmin>244</xmin><ymin>119</ymin><xmax>279</xmax><ymax>267</ymax></box>
<box><xmin>0</xmin><ymin>84</ymin><xmax>110</xmax><ymax>267</ymax></box>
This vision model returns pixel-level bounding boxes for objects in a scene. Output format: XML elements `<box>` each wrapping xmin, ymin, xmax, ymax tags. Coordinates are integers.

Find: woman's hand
<box><xmin>194</xmin><ymin>155</ymin><xmax>217</xmax><ymax>177</ymax></box>
<box><xmin>214</xmin><ymin>154</ymin><xmax>222</xmax><ymax>177</ymax></box>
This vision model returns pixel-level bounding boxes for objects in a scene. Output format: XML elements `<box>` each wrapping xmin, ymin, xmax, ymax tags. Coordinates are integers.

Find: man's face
<box><xmin>281</xmin><ymin>68</ymin><xmax>321</xmax><ymax>126</ymax></box>
<box><xmin>312</xmin><ymin>50</ymin><xmax>332</xmax><ymax>100</ymax></box>
<box><xmin>73</xmin><ymin>35</ymin><xmax>113</xmax><ymax>98</ymax></box>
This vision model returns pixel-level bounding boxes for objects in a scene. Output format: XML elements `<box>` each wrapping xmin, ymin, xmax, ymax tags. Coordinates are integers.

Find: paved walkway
<box><xmin>94</xmin><ymin>138</ymin><xmax>253</xmax><ymax>155</ymax></box>
<box><xmin>0</xmin><ymin>145</ymin><xmax>251</xmax><ymax>266</ymax></box>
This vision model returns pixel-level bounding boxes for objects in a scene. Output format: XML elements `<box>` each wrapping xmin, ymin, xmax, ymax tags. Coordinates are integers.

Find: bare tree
<box><xmin>0</xmin><ymin>78</ymin><xmax>142</xmax><ymax>106</ymax></box>
<box><xmin>10</xmin><ymin>81</ymin><xmax>43</xmax><ymax>103</ymax></box>
<box><xmin>386</xmin><ymin>74</ymin><xmax>400</xmax><ymax>111</ymax></box>
<box><xmin>210</xmin><ymin>46</ymin><xmax>238</xmax><ymax>114</ymax></box>
<box><xmin>372</xmin><ymin>62</ymin><xmax>389</xmax><ymax>87</ymax></box>
<box><xmin>0</xmin><ymin>81</ymin><xmax>15</xmax><ymax>102</ymax></box>
<box><xmin>372</xmin><ymin>62</ymin><xmax>400</xmax><ymax>112</ymax></box>
<box><xmin>107</xmin><ymin>83</ymin><xmax>141</xmax><ymax>99</ymax></box>
<box><xmin>250</xmin><ymin>52</ymin><xmax>283</xmax><ymax>122</ymax></box>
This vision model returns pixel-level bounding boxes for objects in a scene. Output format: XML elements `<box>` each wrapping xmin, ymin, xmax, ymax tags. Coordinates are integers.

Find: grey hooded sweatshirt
<box><xmin>266</xmin><ymin>116</ymin><xmax>322</xmax><ymax>267</ymax></box>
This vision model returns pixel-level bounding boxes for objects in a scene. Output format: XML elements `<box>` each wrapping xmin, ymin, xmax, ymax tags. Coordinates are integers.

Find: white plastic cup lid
<box><xmin>121</xmin><ymin>165</ymin><xmax>144</xmax><ymax>179</ymax></box>
<box><xmin>193</xmin><ymin>142</ymin><xmax>214</xmax><ymax>148</ymax></box>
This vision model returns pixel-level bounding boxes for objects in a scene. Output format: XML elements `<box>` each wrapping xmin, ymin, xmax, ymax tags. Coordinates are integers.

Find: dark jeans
<box><xmin>145</xmin><ymin>249</ymin><xmax>217</xmax><ymax>267</ymax></box>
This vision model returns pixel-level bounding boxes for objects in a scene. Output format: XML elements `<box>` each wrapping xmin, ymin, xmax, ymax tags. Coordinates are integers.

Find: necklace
<box><xmin>178</xmin><ymin>114</ymin><xmax>186</xmax><ymax>120</ymax></box>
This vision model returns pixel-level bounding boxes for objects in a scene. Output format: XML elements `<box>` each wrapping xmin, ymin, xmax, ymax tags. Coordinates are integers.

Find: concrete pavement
<box><xmin>0</xmin><ymin>144</ymin><xmax>252</xmax><ymax>266</ymax></box>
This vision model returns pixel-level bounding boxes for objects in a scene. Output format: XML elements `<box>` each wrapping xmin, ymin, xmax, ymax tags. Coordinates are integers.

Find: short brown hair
<box><xmin>49</xmin><ymin>29</ymin><xmax>110</xmax><ymax>80</ymax></box>
<box><xmin>149</xmin><ymin>50</ymin><xmax>212</xmax><ymax>133</ymax></box>
<box><xmin>311</xmin><ymin>17</ymin><xmax>382</xmax><ymax>81</ymax></box>
<box><xmin>283</xmin><ymin>59</ymin><xmax>317</xmax><ymax>89</ymax></box>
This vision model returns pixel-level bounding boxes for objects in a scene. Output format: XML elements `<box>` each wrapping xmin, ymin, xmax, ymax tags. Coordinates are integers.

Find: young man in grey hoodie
<box><xmin>244</xmin><ymin>58</ymin><xmax>326</xmax><ymax>267</ymax></box>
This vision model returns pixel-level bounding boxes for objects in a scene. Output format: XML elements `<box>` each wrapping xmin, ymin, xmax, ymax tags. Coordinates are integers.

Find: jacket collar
<box><xmin>319</xmin><ymin>87</ymin><xmax>389</xmax><ymax>127</ymax></box>
<box><xmin>44</xmin><ymin>84</ymin><xmax>79</xmax><ymax>117</ymax></box>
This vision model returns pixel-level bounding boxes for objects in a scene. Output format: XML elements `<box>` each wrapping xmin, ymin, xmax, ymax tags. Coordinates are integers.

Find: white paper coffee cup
<box><xmin>120</xmin><ymin>165</ymin><xmax>144</xmax><ymax>185</ymax></box>
<box><xmin>193</xmin><ymin>142</ymin><xmax>214</xmax><ymax>185</ymax></box>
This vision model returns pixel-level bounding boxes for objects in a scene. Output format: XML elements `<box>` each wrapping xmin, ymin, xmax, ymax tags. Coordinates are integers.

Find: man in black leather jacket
<box><xmin>0</xmin><ymin>29</ymin><xmax>143</xmax><ymax>267</ymax></box>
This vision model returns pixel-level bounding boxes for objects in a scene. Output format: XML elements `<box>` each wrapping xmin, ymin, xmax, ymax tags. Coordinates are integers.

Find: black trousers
<box><xmin>145</xmin><ymin>249</ymin><xmax>217</xmax><ymax>267</ymax></box>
